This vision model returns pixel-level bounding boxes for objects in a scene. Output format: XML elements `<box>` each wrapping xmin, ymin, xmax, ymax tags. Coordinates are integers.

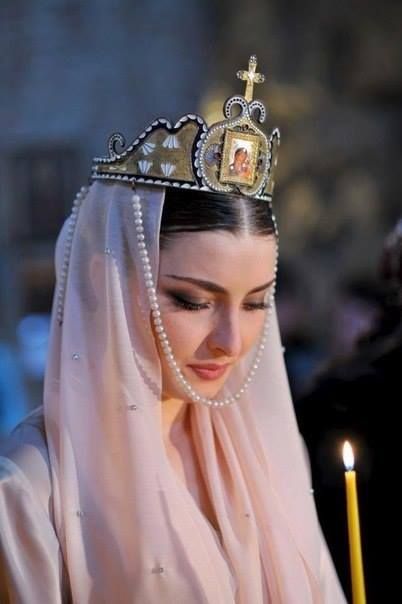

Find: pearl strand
<box><xmin>57</xmin><ymin>186</ymin><xmax>89</xmax><ymax>324</ymax></box>
<box><xmin>132</xmin><ymin>192</ymin><xmax>278</xmax><ymax>407</ymax></box>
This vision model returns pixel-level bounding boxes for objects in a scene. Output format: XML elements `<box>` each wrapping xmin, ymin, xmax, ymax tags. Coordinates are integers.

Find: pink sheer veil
<box><xmin>44</xmin><ymin>180</ymin><xmax>332</xmax><ymax>602</ymax></box>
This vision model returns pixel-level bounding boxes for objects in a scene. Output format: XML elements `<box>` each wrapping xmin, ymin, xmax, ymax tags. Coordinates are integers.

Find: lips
<box><xmin>187</xmin><ymin>363</ymin><xmax>230</xmax><ymax>381</ymax></box>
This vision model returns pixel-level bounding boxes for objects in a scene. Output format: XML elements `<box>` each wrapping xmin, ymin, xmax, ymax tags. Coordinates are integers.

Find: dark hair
<box><xmin>160</xmin><ymin>188</ymin><xmax>275</xmax><ymax>250</ymax></box>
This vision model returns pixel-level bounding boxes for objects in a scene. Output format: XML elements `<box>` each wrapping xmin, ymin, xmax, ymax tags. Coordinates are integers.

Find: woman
<box><xmin>0</xmin><ymin>58</ymin><xmax>346</xmax><ymax>603</ymax></box>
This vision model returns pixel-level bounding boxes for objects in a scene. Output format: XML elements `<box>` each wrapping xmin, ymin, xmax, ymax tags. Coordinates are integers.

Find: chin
<box><xmin>162</xmin><ymin>374</ymin><xmax>227</xmax><ymax>402</ymax></box>
<box><xmin>187</xmin><ymin>377</ymin><xmax>228</xmax><ymax>400</ymax></box>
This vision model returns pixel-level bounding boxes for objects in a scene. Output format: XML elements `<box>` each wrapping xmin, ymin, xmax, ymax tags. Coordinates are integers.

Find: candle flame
<box><xmin>343</xmin><ymin>441</ymin><xmax>355</xmax><ymax>471</ymax></box>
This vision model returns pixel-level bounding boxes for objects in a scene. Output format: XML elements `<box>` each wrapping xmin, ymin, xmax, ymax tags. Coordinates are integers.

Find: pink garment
<box><xmin>0</xmin><ymin>181</ymin><xmax>346</xmax><ymax>602</ymax></box>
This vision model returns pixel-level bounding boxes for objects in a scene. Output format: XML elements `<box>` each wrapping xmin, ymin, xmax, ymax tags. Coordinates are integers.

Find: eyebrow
<box><xmin>163</xmin><ymin>275</ymin><xmax>275</xmax><ymax>295</ymax></box>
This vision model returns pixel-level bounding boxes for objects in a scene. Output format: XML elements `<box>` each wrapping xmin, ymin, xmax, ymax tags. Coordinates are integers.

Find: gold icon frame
<box><xmin>220</xmin><ymin>130</ymin><xmax>260</xmax><ymax>187</ymax></box>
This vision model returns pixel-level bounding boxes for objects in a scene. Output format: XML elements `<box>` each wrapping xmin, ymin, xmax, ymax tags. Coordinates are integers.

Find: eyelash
<box><xmin>171</xmin><ymin>294</ymin><xmax>270</xmax><ymax>312</ymax></box>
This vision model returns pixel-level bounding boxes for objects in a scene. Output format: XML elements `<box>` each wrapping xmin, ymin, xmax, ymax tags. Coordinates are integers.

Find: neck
<box><xmin>161</xmin><ymin>396</ymin><xmax>189</xmax><ymax>443</ymax></box>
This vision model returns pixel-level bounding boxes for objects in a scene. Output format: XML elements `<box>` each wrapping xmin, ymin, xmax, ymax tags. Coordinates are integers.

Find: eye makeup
<box><xmin>165</xmin><ymin>290</ymin><xmax>270</xmax><ymax>312</ymax></box>
<box><xmin>166</xmin><ymin>291</ymin><xmax>210</xmax><ymax>311</ymax></box>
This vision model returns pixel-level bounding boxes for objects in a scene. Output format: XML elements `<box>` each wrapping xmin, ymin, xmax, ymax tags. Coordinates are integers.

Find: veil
<box><xmin>44</xmin><ymin>180</ymin><xmax>343</xmax><ymax>602</ymax></box>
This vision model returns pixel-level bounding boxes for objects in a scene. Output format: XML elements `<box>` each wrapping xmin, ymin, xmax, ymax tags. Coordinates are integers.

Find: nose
<box><xmin>207</xmin><ymin>309</ymin><xmax>243</xmax><ymax>358</ymax></box>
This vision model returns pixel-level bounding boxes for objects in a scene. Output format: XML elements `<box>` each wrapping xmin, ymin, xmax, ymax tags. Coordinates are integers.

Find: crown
<box><xmin>92</xmin><ymin>56</ymin><xmax>280</xmax><ymax>201</ymax></box>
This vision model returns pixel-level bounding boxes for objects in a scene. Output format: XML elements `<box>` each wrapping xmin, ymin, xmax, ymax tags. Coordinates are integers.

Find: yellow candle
<box><xmin>343</xmin><ymin>441</ymin><xmax>366</xmax><ymax>604</ymax></box>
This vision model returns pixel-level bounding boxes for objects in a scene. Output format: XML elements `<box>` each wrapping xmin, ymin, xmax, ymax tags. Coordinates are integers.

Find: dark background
<box><xmin>1</xmin><ymin>2</ymin><xmax>401</xmax><ymax>601</ymax></box>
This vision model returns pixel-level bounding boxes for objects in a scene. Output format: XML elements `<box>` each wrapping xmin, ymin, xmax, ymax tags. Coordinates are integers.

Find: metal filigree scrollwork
<box><xmin>108</xmin><ymin>133</ymin><xmax>126</xmax><ymax>158</ymax></box>
<box><xmin>224</xmin><ymin>96</ymin><xmax>249</xmax><ymax>120</ymax></box>
<box><xmin>258</xmin><ymin>151</ymin><xmax>267</xmax><ymax>169</ymax></box>
<box><xmin>204</xmin><ymin>144</ymin><xmax>221</xmax><ymax>167</ymax></box>
<box><xmin>249</xmin><ymin>100</ymin><xmax>266</xmax><ymax>124</ymax></box>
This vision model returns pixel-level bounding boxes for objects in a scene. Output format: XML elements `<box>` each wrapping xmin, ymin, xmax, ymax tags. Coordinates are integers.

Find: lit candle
<box><xmin>342</xmin><ymin>441</ymin><xmax>366</xmax><ymax>604</ymax></box>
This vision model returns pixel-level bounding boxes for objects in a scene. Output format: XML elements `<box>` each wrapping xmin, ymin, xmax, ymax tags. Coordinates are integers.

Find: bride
<box><xmin>0</xmin><ymin>57</ymin><xmax>346</xmax><ymax>603</ymax></box>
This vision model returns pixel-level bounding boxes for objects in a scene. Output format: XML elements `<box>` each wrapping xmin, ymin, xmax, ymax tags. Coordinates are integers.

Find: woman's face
<box><xmin>155</xmin><ymin>230</ymin><xmax>277</xmax><ymax>401</ymax></box>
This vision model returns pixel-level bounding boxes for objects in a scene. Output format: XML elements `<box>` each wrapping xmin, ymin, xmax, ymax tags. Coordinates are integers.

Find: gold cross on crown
<box><xmin>236</xmin><ymin>55</ymin><xmax>265</xmax><ymax>102</ymax></box>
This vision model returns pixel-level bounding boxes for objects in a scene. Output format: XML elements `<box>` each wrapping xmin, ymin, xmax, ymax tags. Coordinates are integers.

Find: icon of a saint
<box><xmin>229</xmin><ymin>147</ymin><xmax>252</xmax><ymax>179</ymax></box>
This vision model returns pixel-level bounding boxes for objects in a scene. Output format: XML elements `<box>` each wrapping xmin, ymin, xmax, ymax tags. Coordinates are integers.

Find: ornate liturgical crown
<box><xmin>92</xmin><ymin>56</ymin><xmax>280</xmax><ymax>201</ymax></box>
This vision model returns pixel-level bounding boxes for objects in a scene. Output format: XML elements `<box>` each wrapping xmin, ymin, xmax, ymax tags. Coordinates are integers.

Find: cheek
<box><xmin>161</xmin><ymin>308</ymin><xmax>266</xmax><ymax>361</ymax></box>
<box><xmin>161</xmin><ymin>311</ymin><xmax>208</xmax><ymax>360</ymax></box>
<box><xmin>242</xmin><ymin>313</ymin><xmax>266</xmax><ymax>350</ymax></box>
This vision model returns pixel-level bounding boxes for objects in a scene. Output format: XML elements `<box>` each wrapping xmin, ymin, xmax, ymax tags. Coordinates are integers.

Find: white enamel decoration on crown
<box><xmin>140</xmin><ymin>142</ymin><xmax>156</xmax><ymax>156</ymax></box>
<box><xmin>161</xmin><ymin>162</ymin><xmax>176</xmax><ymax>177</ymax></box>
<box><xmin>162</xmin><ymin>134</ymin><xmax>180</xmax><ymax>149</ymax></box>
<box><xmin>138</xmin><ymin>160</ymin><xmax>153</xmax><ymax>174</ymax></box>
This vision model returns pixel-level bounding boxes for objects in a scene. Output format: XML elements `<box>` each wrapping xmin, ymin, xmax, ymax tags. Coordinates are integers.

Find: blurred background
<box><xmin>1</xmin><ymin>1</ymin><xmax>401</xmax><ymax>600</ymax></box>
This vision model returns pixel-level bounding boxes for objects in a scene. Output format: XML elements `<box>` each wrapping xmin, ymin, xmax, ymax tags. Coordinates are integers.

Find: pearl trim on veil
<box><xmin>57</xmin><ymin>186</ymin><xmax>89</xmax><ymax>325</ymax></box>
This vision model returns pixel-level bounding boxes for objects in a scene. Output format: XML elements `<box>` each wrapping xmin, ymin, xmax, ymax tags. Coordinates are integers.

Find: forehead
<box><xmin>159</xmin><ymin>231</ymin><xmax>277</xmax><ymax>289</ymax></box>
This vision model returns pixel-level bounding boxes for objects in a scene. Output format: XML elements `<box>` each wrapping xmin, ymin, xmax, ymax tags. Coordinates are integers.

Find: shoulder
<box><xmin>0</xmin><ymin>406</ymin><xmax>52</xmax><ymax>511</ymax></box>
<box><xmin>0</xmin><ymin>408</ymin><xmax>70</xmax><ymax>603</ymax></box>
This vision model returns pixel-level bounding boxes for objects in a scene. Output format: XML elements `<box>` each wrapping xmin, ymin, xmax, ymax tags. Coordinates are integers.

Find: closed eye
<box><xmin>171</xmin><ymin>294</ymin><xmax>210</xmax><ymax>311</ymax></box>
<box><xmin>243</xmin><ymin>301</ymin><xmax>270</xmax><ymax>311</ymax></box>
<box><xmin>170</xmin><ymin>294</ymin><xmax>270</xmax><ymax>312</ymax></box>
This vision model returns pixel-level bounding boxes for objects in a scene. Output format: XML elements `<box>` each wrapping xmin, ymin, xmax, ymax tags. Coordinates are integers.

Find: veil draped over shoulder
<box><xmin>3</xmin><ymin>180</ymin><xmax>345</xmax><ymax>603</ymax></box>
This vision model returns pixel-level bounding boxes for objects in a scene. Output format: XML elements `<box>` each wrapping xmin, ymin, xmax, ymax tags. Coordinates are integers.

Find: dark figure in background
<box><xmin>275</xmin><ymin>262</ymin><xmax>326</xmax><ymax>399</ymax></box>
<box><xmin>296</xmin><ymin>219</ymin><xmax>402</xmax><ymax>604</ymax></box>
